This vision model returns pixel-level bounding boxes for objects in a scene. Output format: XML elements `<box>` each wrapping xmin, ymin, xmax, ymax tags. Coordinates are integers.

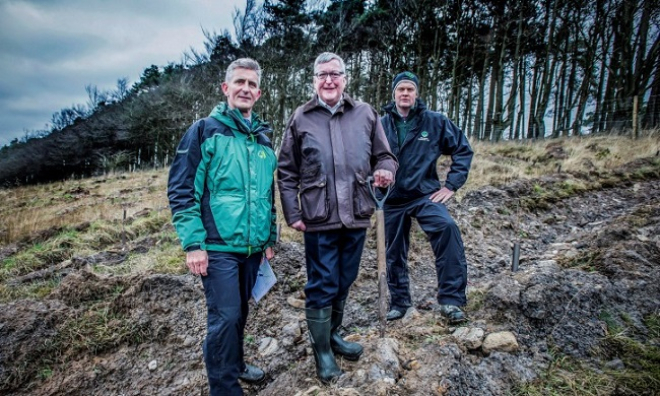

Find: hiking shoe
<box><xmin>439</xmin><ymin>305</ymin><xmax>467</xmax><ymax>324</ymax></box>
<box><xmin>239</xmin><ymin>364</ymin><xmax>265</xmax><ymax>383</ymax></box>
<box><xmin>386</xmin><ymin>308</ymin><xmax>406</xmax><ymax>321</ymax></box>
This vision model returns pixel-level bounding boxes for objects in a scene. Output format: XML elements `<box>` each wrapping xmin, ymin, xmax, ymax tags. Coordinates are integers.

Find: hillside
<box><xmin>1</xmin><ymin>135</ymin><xmax>659</xmax><ymax>395</ymax></box>
<box><xmin>3</xmin><ymin>0</ymin><xmax>659</xmax><ymax>187</ymax></box>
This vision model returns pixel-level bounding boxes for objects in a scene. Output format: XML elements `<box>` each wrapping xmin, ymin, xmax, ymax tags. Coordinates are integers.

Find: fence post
<box><xmin>122</xmin><ymin>208</ymin><xmax>127</xmax><ymax>251</ymax></box>
<box><xmin>633</xmin><ymin>95</ymin><xmax>639</xmax><ymax>139</ymax></box>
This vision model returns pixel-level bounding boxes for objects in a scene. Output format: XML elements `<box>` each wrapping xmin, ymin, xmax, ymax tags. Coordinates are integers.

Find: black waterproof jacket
<box><xmin>380</xmin><ymin>99</ymin><xmax>473</xmax><ymax>203</ymax></box>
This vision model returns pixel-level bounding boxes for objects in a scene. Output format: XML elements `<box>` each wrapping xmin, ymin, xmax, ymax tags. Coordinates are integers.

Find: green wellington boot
<box><xmin>306</xmin><ymin>306</ymin><xmax>343</xmax><ymax>383</ymax></box>
<box><xmin>330</xmin><ymin>300</ymin><xmax>363</xmax><ymax>361</ymax></box>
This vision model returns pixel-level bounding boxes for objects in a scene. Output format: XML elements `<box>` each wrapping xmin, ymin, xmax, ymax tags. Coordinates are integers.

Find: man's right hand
<box><xmin>187</xmin><ymin>249</ymin><xmax>209</xmax><ymax>276</ymax></box>
<box><xmin>291</xmin><ymin>220</ymin><xmax>306</xmax><ymax>232</ymax></box>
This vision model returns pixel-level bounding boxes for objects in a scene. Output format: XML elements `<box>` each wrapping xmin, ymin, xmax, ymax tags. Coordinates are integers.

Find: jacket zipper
<box><xmin>247</xmin><ymin>133</ymin><xmax>252</xmax><ymax>256</ymax></box>
<box><xmin>224</xmin><ymin>113</ymin><xmax>274</xmax><ymax>257</ymax></box>
<box><xmin>229</xmin><ymin>110</ymin><xmax>273</xmax><ymax>256</ymax></box>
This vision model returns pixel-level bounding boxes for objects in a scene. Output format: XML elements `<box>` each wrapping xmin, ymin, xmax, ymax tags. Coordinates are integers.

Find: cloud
<box><xmin>0</xmin><ymin>0</ymin><xmax>242</xmax><ymax>146</ymax></box>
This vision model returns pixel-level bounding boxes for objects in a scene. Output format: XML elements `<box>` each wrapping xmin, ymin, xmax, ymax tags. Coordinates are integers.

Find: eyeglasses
<box><xmin>315</xmin><ymin>72</ymin><xmax>344</xmax><ymax>81</ymax></box>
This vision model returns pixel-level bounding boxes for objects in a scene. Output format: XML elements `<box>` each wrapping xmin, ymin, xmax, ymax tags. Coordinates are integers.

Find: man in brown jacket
<box><xmin>278</xmin><ymin>52</ymin><xmax>397</xmax><ymax>383</ymax></box>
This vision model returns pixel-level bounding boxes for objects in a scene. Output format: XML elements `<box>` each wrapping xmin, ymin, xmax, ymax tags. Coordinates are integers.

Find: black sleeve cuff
<box><xmin>185</xmin><ymin>244</ymin><xmax>201</xmax><ymax>252</ymax></box>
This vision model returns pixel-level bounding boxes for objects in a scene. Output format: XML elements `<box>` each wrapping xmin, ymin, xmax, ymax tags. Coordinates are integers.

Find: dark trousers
<box><xmin>304</xmin><ymin>228</ymin><xmax>367</xmax><ymax>309</ymax></box>
<box><xmin>201</xmin><ymin>251</ymin><xmax>261</xmax><ymax>396</ymax></box>
<box><xmin>384</xmin><ymin>195</ymin><xmax>468</xmax><ymax>310</ymax></box>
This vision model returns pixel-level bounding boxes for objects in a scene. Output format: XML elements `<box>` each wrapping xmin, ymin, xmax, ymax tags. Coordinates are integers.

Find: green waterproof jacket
<box><xmin>168</xmin><ymin>103</ymin><xmax>278</xmax><ymax>255</ymax></box>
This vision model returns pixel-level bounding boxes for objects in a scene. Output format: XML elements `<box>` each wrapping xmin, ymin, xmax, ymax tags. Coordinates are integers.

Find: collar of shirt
<box><xmin>318</xmin><ymin>95</ymin><xmax>343</xmax><ymax>115</ymax></box>
<box><xmin>395</xmin><ymin>104</ymin><xmax>416</xmax><ymax>121</ymax></box>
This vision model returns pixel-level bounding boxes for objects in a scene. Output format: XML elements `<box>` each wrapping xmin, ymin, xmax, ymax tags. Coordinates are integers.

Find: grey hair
<box><xmin>225</xmin><ymin>58</ymin><xmax>262</xmax><ymax>86</ymax></box>
<box><xmin>314</xmin><ymin>52</ymin><xmax>346</xmax><ymax>74</ymax></box>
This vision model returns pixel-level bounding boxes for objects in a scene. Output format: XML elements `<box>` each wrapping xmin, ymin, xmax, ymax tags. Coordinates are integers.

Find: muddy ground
<box><xmin>1</xmin><ymin>162</ymin><xmax>659</xmax><ymax>395</ymax></box>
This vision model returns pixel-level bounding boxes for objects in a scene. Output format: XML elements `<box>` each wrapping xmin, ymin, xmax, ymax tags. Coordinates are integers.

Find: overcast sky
<box><xmin>0</xmin><ymin>0</ymin><xmax>243</xmax><ymax>147</ymax></box>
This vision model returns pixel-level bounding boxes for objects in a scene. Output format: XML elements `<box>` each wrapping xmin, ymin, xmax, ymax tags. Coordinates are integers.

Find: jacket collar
<box><xmin>382</xmin><ymin>98</ymin><xmax>427</xmax><ymax>119</ymax></box>
<box><xmin>208</xmin><ymin>102</ymin><xmax>271</xmax><ymax>136</ymax></box>
<box><xmin>302</xmin><ymin>93</ymin><xmax>356</xmax><ymax>113</ymax></box>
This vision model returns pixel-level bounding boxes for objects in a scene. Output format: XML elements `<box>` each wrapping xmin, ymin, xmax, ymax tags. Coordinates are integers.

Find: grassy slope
<box><xmin>2</xmin><ymin>134</ymin><xmax>659</xmax><ymax>296</ymax></box>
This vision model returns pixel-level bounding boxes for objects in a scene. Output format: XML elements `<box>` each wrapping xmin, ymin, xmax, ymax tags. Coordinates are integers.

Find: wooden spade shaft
<box><xmin>376</xmin><ymin>209</ymin><xmax>387</xmax><ymax>338</ymax></box>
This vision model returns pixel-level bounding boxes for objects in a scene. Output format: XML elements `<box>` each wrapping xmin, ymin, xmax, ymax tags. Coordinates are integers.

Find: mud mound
<box><xmin>0</xmin><ymin>299</ymin><xmax>67</xmax><ymax>392</ymax></box>
<box><xmin>52</xmin><ymin>269</ymin><xmax>127</xmax><ymax>307</ymax></box>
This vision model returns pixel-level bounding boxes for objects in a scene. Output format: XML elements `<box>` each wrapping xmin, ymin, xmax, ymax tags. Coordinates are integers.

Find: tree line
<box><xmin>1</xmin><ymin>0</ymin><xmax>658</xmax><ymax>185</ymax></box>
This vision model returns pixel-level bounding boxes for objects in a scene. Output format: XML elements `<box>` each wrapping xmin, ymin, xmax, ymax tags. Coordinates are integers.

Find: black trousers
<box><xmin>303</xmin><ymin>227</ymin><xmax>367</xmax><ymax>309</ymax></box>
<box><xmin>384</xmin><ymin>195</ymin><xmax>468</xmax><ymax>311</ymax></box>
<box><xmin>201</xmin><ymin>251</ymin><xmax>261</xmax><ymax>396</ymax></box>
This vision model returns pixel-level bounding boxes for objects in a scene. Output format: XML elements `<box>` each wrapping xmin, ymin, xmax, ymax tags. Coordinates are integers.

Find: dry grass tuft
<box><xmin>460</xmin><ymin>135</ymin><xmax>660</xmax><ymax>199</ymax></box>
<box><xmin>0</xmin><ymin>170</ymin><xmax>169</xmax><ymax>245</ymax></box>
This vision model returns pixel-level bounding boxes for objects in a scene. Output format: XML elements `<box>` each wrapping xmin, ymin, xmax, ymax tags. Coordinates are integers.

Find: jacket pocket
<box><xmin>353</xmin><ymin>173</ymin><xmax>375</xmax><ymax>218</ymax></box>
<box><xmin>300</xmin><ymin>175</ymin><xmax>329</xmax><ymax>223</ymax></box>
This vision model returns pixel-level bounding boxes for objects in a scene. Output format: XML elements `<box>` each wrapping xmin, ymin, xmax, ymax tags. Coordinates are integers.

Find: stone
<box><xmin>522</xmin><ymin>284</ymin><xmax>550</xmax><ymax>319</ymax></box>
<box><xmin>452</xmin><ymin>327</ymin><xmax>485</xmax><ymax>350</ymax></box>
<box><xmin>402</xmin><ymin>358</ymin><xmax>421</xmax><ymax>370</ymax></box>
<box><xmin>259</xmin><ymin>337</ymin><xmax>279</xmax><ymax>356</ymax></box>
<box><xmin>282</xmin><ymin>321</ymin><xmax>301</xmax><ymax>337</ymax></box>
<box><xmin>367</xmin><ymin>338</ymin><xmax>400</xmax><ymax>382</ymax></box>
<box><xmin>550</xmin><ymin>243</ymin><xmax>571</xmax><ymax>251</ymax></box>
<box><xmin>410</xmin><ymin>360</ymin><xmax>421</xmax><ymax>370</ymax></box>
<box><xmin>287</xmin><ymin>296</ymin><xmax>306</xmax><ymax>309</ymax></box>
<box><xmin>148</xmin><ymin>360</ymin><xmax>158</xmax><ymax>371</ymax></box>
<box><xmin>370</xmin><ymin>379</ymin><xmax>394</xmax><ymax>395</ymax></box>
<box><xmin>301</xmin><ymin>386</ymin><xmax>321</xmax><ymax>395</ymax></box>
<box><xmin>401</xmin><ymin>307</ymin><xmax>422</xmax><ymax>325</ymax></box>
<box><xmin>605</xmin><ymin>359</ymin><xmax>625</xmax><ymax>371</ymax></box>
<box><xmin>482</xmin><ymin>331</ymin><xmax>519</xmax><ymax>353</ymax></box>
<box><xmin>487</xmin><ymin>278</ymin><xmax>522</xmax><ymax>307</ymax></box>
<box><xmin>536</xmin><ymin>260</ymin><xmax>559</xmax><ymax>269</ymax></box>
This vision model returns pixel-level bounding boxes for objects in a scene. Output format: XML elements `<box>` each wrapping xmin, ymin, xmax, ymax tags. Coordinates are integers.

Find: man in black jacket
<box><xmin>380</xmin><ymin>71</ymin><xmax>473</xmax><ymax>324</ymax></box>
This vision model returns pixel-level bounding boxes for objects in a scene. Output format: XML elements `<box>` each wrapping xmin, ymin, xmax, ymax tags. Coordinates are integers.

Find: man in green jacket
<box><xmin>168</xmin><ymin>58</ymin><xmax>277</xmax><ymax>396</ymax></box>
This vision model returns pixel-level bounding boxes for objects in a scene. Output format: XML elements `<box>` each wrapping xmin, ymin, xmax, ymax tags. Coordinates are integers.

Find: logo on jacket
<box><xmin>418</xmin><ymin>131</ymin><xmax>430</xmax><ymax>141</ymax></box>
<box><xmin>258</xmin><ymin>150</ymin><xmax>267</xmax><ymax>159</ymax></box>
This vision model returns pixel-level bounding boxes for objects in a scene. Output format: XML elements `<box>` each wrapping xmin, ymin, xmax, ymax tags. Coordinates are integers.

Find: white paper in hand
<box><xmin>252</xmin><ymin>258</ymin><xmax>277</xmax><ymax>303</ymax></box>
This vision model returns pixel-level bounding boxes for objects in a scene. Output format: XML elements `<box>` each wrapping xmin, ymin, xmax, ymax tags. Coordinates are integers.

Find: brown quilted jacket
<box><xmin>278</xmin><ymin>94</ymin><xmax>398</xmax><ymax>232</ymax></box>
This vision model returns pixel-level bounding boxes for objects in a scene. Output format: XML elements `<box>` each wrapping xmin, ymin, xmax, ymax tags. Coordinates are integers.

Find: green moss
<box><xmin>52</xmin><ymin>306</ymin><xmax>151</xmax><ymax>356</ymax></box>
<box><xmin>493</xmin><ymin>144</ymin><xmax>534</xmax><ymax>160</ymax></box>
<box><xmin>599</xmin><ymin>310</ymin><xmax>623</xmax><ymax>335</ymax></box>
<box><xmin>0</xmin><ymin>278</ymin><xmax>61</xmax><ymax>303</ymax></box>
<box><xmin>513</xmin><ymin>310</ymin><xmax>660</xmax><ymax>394</ymax></box>
<box><xmin>128</xmin><ymin>211</ymin><xmax>169</xmax><ymax>237</ymax></box>
<box><xmin>558</xmin><ymin>250</ymin><xmax>602</xmax><ymax>272</ymax></box>
<box><xmin>604</xmin><ymin>336</ymin><xmax>660</xmax><ymax>394</ymax></box>
<box><xmin>595</xmin><ymin>148</ymin><xmax>611</xmax><ymax>160</ymax></box>
<box><xmin>556</xmin><ymin>180</ymin><xmax>587</xmax><ymax>197</ymax></box>
<box><xmin>38</xmin><ymin>367</ymin><xmax>53</xmax><ymax>380</ymax></box>
<box><xmin>1</xmin><ymin>256</ymin><xmax>17</xmax><ymax>272</ymax></box>
<box><xmin>645</xmin><ymin>313</ymin><xmax>660</xmax><ymax>339</ymax></box>
<box><xmin>6</xmin><ymin>303</ymin><xmax>151</xmax><ymax>389</ymax></box>
<box><xmin>466</xmin><ymin>289</ymin><xmax>486</xmax><ymax>312</ymax></box>
<box><xmin>0</xmin><ymin>249</ymin><xmax>43</xmax><ymax>281</ymax></box>
<box><xmin>510</xmin><ymin>353</ymin><xmax>614</xmax><ymax>395</ymax></box>
<box><xmin>152</xmin><ymin>245</ymin><xmax>187</xmax><ymax>274</ymax></box>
